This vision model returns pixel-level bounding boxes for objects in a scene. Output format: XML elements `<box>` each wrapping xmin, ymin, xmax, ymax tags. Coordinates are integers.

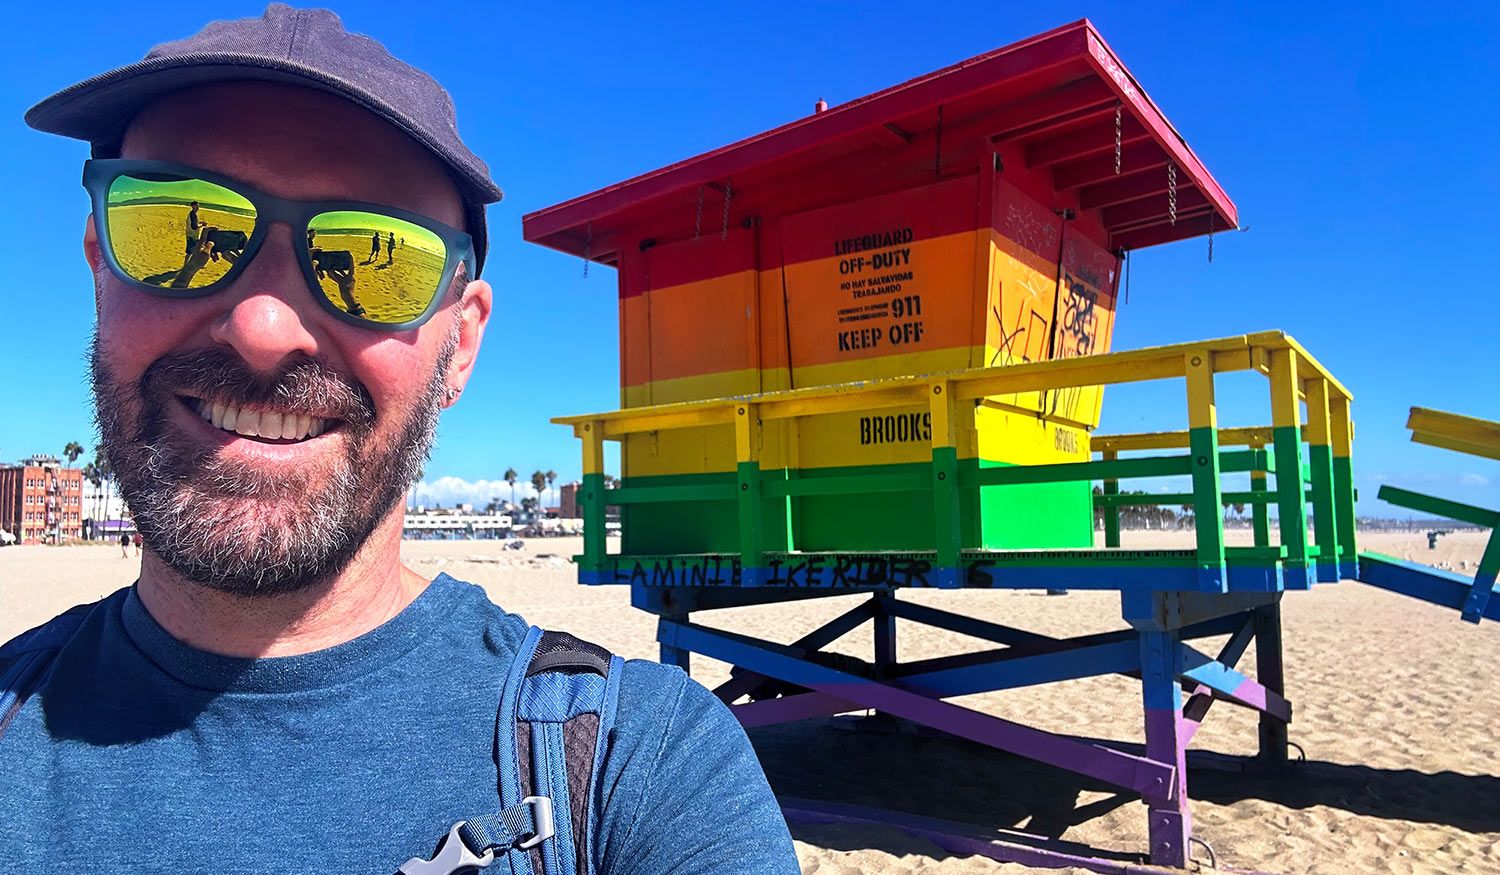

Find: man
<box><xmin>2</xmin><ymin>5</ymin><xmax>799</xmax><ymax>873</ymax></box>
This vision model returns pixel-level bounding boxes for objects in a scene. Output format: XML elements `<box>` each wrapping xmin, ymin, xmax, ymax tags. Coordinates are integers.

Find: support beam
<box><xmin>1053</xmin><ymin>140</ymin><xmax>1168</xmax><ymax>190</ymax></box>
<box><xmin>712</xmin><ymin>600</ymin><xmax>877</xmax><ymax>703</ymax></box>
<box><xmin>1139</xmin><ymin>629</ymin><xmax>1190</xmax><ymax>868</ymax></box>
<box><xmin>873</xmin><ymin>594</ymin><xmax>897</xmax><ymax>677</ymax></box>
<box><xmin>1025</xmin><ymin>114</ymin><xmax>1149</xmax><ymax>167</ymax></box>
<box><xmin>659</xmin><ymin>613</ymin><xmax>691</xmax><ymax>675</ymax></box>
<box><xmin>1178</xmin><ymin>645</ymin><xmax>1292</xmax><ymax>722</ymax></box>
<box><xmin>1254</xmin><ymin>603</ymin><xmax>1288</xmax><ymax>762</ymax></box>
<box><xmin>663</xmin><ymin>620</ymin><xmax>1175</xmax><ymax>796</ymax></box>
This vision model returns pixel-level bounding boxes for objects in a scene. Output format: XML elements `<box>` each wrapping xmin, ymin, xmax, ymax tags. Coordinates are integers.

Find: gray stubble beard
<box><xmin>91</xmin><ymin>325</ymin><xmax>457</xmax><ymax>597</ymax></box>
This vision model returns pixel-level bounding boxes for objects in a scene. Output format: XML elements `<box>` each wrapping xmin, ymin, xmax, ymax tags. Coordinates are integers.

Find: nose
<box><xmin>208</xmin><ymin>224</ymin><xmax>324</xmax><ymax>372</ymax></box>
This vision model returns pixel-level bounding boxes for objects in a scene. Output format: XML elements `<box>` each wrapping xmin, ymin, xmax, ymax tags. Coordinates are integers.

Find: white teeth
<box><xmin>199</xmin><ymin>399</ymin><xmax>328</xmax><ymax>441</ymax></box>
<box><xmin>234</xmin><ymin>409</ymin><xmax>261</xmax><ymax>437</ymax></box>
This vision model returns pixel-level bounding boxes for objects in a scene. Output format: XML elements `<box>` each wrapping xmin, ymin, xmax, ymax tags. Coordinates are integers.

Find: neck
<box><xmin>135</xmin><ymin>508</ymin><xmax>429</xmax><ymax>658</ymax></box>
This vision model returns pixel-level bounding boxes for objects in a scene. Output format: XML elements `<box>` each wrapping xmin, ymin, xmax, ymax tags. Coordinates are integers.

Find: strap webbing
<box><xmin>458</xmin><ymin>801</ymin><xmax>540</xmax><ymax>854</ymax></box>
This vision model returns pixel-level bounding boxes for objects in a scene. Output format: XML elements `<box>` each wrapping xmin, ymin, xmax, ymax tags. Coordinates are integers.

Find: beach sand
<box><xmin>4</xmin><ymin>529</ymin><xmax>1498</xmax><ymax>874</ymax></box>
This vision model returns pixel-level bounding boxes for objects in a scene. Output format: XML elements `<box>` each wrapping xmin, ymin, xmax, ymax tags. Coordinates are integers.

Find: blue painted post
<box><xmin>1140</xmin><ymin>629</ymin><xmax>1190</xmax><ymax>868</ymax></box>
<box><xmin>1254</xmin><ymin>602</ymin><xmax>1287</xmax><ymax>762</ymax></box>
<box><xmin>659</xmin><ymin>614</ymin><xmax>691</xmax><ymax>674</ymax></box>
<box><xmin>873</xmin><ymin>594</ymin><xmax>897</xmax><ymax>678</ymax></box>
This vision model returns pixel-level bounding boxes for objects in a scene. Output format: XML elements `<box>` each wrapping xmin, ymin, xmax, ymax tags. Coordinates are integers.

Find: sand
<box><xmin>4</xmin><ymin>529</ymin><xmax>1498</xmax><ymax>874</ymax></box>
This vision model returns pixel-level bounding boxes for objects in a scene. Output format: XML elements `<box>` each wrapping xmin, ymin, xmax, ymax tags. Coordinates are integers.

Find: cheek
<box><xmin>343</xmin><ymin>339</ymin><xmax>439</xmax><ymax>420</ymax></box>
<box><xmin>96</xmin><ymin>281</ymin><xmax>202</xmax><ymax>380</ymax></box>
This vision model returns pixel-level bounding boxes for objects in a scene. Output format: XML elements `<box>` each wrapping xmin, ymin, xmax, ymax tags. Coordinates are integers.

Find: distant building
<box><xmin>402</xmin><ymin>508</ymin><xmax>512</xmax><ymax>539</ymax></box>
<box><xmin>0</xmin><ymin>455</ymin><xmax>86</xmax><ymax>544</ymax></box>
<box><xmin>81</xmin><ymin>482</ymin><xmax>131</xmax><ymax>528</ymax></box>
<box><xmin>560</xmin><ymin>481</ymin><xmax>581</xmax><ymax>519</ymax></box>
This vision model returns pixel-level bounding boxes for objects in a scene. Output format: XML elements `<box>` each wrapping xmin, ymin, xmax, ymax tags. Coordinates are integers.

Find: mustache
<box><xmin>137</xmin><ymin>347</ymin><xmax>376</xmax><ymax>429</ymax></box>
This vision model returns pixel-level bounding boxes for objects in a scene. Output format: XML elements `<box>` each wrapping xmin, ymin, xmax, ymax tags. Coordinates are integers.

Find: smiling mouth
<box><xmin>181</xmin><ymin>396</ymin><xmax>341</xmax><ymax>444</ymax></box>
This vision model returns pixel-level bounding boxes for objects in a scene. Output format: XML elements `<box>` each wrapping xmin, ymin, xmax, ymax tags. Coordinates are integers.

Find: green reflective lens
<box><xmin>307</xmin><ymin>212</ymin><xmax>447</xmax><ymax>324</ymax></box>
<box><xmin>105</xmin><ymin>173</ymin><xmax>256</xmax><ymax>291</ymax></box>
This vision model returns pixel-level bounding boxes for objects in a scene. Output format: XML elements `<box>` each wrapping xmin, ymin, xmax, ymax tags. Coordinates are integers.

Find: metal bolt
<box><xmin>586</xmin><ymin>493</ymin><xmax>593</xmax><ymax>500</ymax></box>
<box><xmin>1197</xmin><ymin>455</ymin><xmax>1208</xmax><ymax>466</ymax></box>
<box><xmin>741</xmin><ymin>483</ymin><xmax>749</xmax><ymax>491</ymax></box>
<box><xmin>1190</xmin><ymin>356</ymin><xmax>1202</xmax><ymax>367</ymax></box>
<box><xmin>937</xmin><ymin>472</ymin><xmax>947</xmax><ymax>481</ymax></box>
<box><xmin>933</xmin><ymin>385</ymin><xmax>942</xmax><ymax>394</ymax></box>
<box><xmin>584</xmin><ymin>423</ymin><xmax>591</xmax><ymax>431</ymax></box>
<box><xmin>738</xmin><ymin>407</ymin><xmax>745</xmax><ymax>415</ymax></box>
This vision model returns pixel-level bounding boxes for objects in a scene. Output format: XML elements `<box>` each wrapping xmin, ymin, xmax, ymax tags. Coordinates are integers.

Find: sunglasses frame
<box><xmin>82</xmin><ymin>158</ymin><xmax>476</xmax><ymax>332</ymax></box>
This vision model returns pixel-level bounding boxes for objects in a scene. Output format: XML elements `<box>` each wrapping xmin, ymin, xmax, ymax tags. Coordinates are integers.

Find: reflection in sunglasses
<box><xmin>307</xmin><ymin>211</ymin><xmax>447</xmax><ymax>323</ymax></box>
<box><xmin>107</xmin><ymin>175</ymin><xmax>255</xmax><ymax>290</ymax></box>
<box><xmin>102</xmin><ymin>172</ymin><xmax>454</xmax><ymax>325</ymax></box>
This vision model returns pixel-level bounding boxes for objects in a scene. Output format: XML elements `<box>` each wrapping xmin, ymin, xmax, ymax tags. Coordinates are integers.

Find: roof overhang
<box><xmin>524</xmin><ymin>19</ymin><xmax>1236</xmax><ymax>263</ymax></box>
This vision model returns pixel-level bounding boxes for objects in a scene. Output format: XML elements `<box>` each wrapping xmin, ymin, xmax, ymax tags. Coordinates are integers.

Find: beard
<box><xmin>91</xmin><ymin>328</ymin><xmax>456</xmax><ymax>597</ymax></box>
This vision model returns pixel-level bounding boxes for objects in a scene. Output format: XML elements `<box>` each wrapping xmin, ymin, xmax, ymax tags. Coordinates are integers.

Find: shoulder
<box><xmin>0</xmin><ymin>591</ymin><xmax>123</xmax><ymax>660</ymax></box>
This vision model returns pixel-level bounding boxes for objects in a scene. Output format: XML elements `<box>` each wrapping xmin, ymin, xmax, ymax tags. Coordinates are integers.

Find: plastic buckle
<box><xmin>517</xmin><ymin>796</ymin><xmax>555</xmax><ymax>850</ymax></box>
<box><xmin>398</xmin><ymin>822</ymin><xmax>495</xmax><ymax>875</ymax></box>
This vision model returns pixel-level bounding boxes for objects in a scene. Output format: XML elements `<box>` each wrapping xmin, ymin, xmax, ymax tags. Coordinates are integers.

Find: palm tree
<box><xmin>504</xmin><ymin>468</ymin><xmax>518</xmax><ymax>505</ymax></box>
<box><xmin>63</xmin><ymin>441</ymin><xmax>83</xmax><ymax>468</ymax></box>
<box><xmin>92</xmin><ymin>446</ymin><xmax>114</xmax><ymax>533</ymax></box>
<box><xmin>545</xmin><ymin>470</ymin><xmax>556</xmax><ymax>507</ymax></box>
<box><xmin>531</xmin><ymin>471</ymin><xmax>547</xmax><ymax>511</ymax></box>
<box><xmin>82</xmin><ymin>462</ymin><xmax>101</xmax><ymax>537</ymax></box>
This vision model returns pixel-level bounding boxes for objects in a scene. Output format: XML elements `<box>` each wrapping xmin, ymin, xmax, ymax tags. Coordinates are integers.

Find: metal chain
<box><xmin>1207</xmin><ymin>210</ymin><xmax>1214</xmax><ymax>263</ymax></box>
<box><xmin>1114</xmin><ymin>104</ymin><xmax>1122</xmax><ymax>175</ymax></box>
<box><xmin>694</xmin><ymin>185</ymin><xmax>705</xmax><ymax>244</ymax></box>
<box><xmin>582</xmin><ymin>222</ymin><xmax>592</xmax><ymax>278</ymax></box>
<box><xmin>721</xmin><ymin>177</ymin><xmax>732</xmax><ymax>241</ymax></box>
<box><xmin>934</xmin><ymin>105</ymin><xmax>944</xmax><ymax>180</ymax></box>
<box><xmin>1124</xmin><ymin>249</ymin><xmax>1130</xmax><ymax>305</ymax></box>
<box><xmin>1167</xmin><ymin>163</ymin><xmax>1178</xmax><ymax>227</ymax></box>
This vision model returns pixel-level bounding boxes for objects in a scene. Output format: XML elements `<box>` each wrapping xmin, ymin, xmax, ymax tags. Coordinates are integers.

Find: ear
<box><xmin>84</xmin><ymin>214</ymin><xmax>104</xmax><ymax>272</ymax></box>
<box><xmin>84</xmin><ymin>214</ymin><xmax>106</xmax><ymax>313</ymax></box>
<box><xmin>443</xmin><ymin>278</ymin><xmax>492</xmax><ymax>404</ymax></box>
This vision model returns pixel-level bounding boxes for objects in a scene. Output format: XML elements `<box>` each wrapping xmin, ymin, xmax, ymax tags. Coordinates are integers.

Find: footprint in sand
<box><xmin>1401</xmin><ymin>828</ymin><xmax>1450</xmax><ymax>852</ymax></box>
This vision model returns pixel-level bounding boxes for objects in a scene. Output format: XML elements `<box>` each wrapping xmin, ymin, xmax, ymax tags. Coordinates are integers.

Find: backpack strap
<box><xmin>0</xmin><ymin>601</ymin><xmax>99</xmax><ymax>739</ymax></box>
<box><xmin>512</xmin><ymin>630</ymin><xmax>622</xmax><ymax>875</ymax></box>
<box><xmin>399</xmin><ymin>627</ymin><xmax>622</xmax><ymax>875</ymax></box>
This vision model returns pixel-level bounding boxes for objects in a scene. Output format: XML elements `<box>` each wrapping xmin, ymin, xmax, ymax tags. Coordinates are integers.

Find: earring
<box><xmin>445</xmin><ymin>387</ymin><xmax>457</xmax><ymax>402</ymax></box>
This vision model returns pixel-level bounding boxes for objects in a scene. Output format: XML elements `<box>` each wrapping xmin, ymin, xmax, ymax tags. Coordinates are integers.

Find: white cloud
<box><xmin>409</xmin><ymin>476</ymin><xmax>555</xmax><ymax>508</ymax></box>
<box><xmin>1460</xmin><ymin>473</ymin><xmax>1490</xmax><ymax>487</ymax></box>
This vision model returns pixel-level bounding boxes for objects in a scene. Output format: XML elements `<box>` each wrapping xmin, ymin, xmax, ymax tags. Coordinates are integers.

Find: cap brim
<box><xmin>27</xmin><ymin>53</ymin><xmax>500</xmax><ymax>276</ymax></box>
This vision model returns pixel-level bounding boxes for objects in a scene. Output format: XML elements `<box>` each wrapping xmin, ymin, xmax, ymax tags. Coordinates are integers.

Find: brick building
<box><xmin>0</xmin><ymin>455</ymin><xmax>86</xmax><ymax>544</ymax></box>
<box><xmin>560</xmin><ymin>481</ymin><xmax>580</xmax><ymax>519</ymax></box>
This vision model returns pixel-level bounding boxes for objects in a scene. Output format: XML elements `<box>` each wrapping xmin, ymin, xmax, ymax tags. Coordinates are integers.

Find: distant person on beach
<box><xmin>118</xmin><ymin>532</ymin><xmax>130</xmax><ymax>558</ymax></box>
<box><xmin>2</xmin><ymin>6</ymin><xmax>797</xmax><ymax>875</ymax></box>
<box><xmin>185</xmin><ymin>200</ymin><xmax>200</xmax><ymax>255</ymax></box>
<box><xmin>386</xmin><ymin>230</ymin><xmax>395</xmax><ymax>263</ymax></box>
<box><xmin>368</xmin><ymin>229</ymin><xmax>380</xmax><ymax>262</ymax></box>
<box><xmin>133</xmin><ymin>532</ymin><xmax>142</xmax><ymax>556</ymax></box>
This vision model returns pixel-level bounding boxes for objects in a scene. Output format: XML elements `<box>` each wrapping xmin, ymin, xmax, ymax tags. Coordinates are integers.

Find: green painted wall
<box><xmin>621</xmin><ymin>460</ymin><xmax>1093</xmax><ymax>554</ymax></box>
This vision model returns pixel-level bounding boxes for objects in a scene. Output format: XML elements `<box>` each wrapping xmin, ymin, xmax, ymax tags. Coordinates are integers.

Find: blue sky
<box><xmin>2</xmin><ymin>1</ymin><xmax>1496</xmax><ymax>516</ymax></box>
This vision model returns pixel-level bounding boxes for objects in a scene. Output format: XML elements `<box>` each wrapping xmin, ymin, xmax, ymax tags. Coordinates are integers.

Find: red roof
<box><xmin>524</xmin><ymin>20</ymin><xmax>1236</xmax><ymax>263</ymax></box>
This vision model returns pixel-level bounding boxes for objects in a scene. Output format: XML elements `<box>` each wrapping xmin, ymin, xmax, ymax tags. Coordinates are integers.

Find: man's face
<box><xmin>88</xmin><ymin>81</ymin><xmax>486</xmax><ymax>595</ymax></box>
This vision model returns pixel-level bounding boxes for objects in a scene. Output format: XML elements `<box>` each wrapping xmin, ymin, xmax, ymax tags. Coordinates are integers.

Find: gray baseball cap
<box><xmin>25</xmin><ymin>2</ymin><xmax>502</xmax><ymax>276</ymax></box>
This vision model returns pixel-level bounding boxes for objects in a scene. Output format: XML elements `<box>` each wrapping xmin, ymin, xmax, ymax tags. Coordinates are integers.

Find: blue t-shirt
<box><xmin>0</xmin><ymin>574</ymin><xmax>799</xmax><ymax>874</ymax></box>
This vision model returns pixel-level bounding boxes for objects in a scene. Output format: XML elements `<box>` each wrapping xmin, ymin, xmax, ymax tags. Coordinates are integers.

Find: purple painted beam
<box><xmin>733</xmin><ymin>691</ymin><xmax>860</xmax><ymax>727</ymax></box>
<box><xmin>782</xmin><ymin>798</ymin><xmax>1275</xmax><ymax>874</ymax></box>
<box><xmin>664</xmin><ymin>620</ymin><xmax>1176</xmax><ymax>795</ymax></box>
<box><xmin>1179</xmin><ymin>644</ymin><xmax>1292</xmax><ymax>722</ymax></box>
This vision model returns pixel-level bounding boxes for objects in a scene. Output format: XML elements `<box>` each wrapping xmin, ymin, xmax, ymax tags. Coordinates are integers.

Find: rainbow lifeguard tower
<box><xmin>525</xmin><ymin>20</ymin><xmax>1498</xmax><ymax>873</ymax></box>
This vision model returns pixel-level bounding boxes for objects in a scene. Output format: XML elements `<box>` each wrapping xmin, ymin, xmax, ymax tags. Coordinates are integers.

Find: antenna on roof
<box><xmin>814</xmin><ymin>98</ymin><xmax>827</xmax><ymax>113</ymax></box>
